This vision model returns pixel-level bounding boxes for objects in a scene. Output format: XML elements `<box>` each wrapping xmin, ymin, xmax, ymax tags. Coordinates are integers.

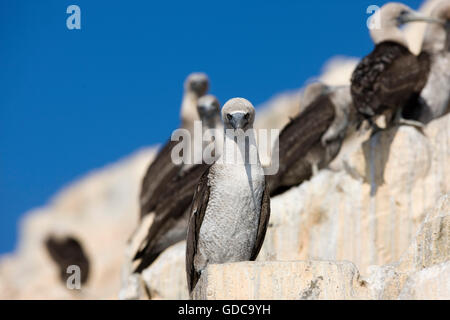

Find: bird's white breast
<box><xmin>197</xmin><ymin>163</ymin><xmax>265</xmax><ymax>265</ymax></box>
<box><xmin>421</xmin><ymin>53</ymin><xmax>450</xmax><ymax>120</ymax></box>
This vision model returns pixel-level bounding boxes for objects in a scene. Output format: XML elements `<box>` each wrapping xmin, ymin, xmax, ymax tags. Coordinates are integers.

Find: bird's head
<box><xmin>184</xmin><ymin>72</ymin><xmax>209</xmax><ymax>97</ymax></box>
<box><xmin>222</xmin><ymin>98</ymin><xmax>255</xmax><ymax>131</ymax></box>
<box><xmin>370</xmin><ymin>3</ymin><xmax>441</xmax><ymax>46</ymax></box>
<box><xmin>432</xmin><ymin>0</ymin><xmax>450</xmax><ymax>21</ymax></box>
<box><xmin>197</xmin><ymin>94</ymin><xmax>221</xmax><ymax>123</ymax></box>
<box><xmin>302</xmin><ymin>82</ymin><xmax>331</xmax><ymax>108</ymax></box>
<box><xmin>422</xmin><ymin>0</ymin><xmax>450</xmax><ymax>53</ymax></box>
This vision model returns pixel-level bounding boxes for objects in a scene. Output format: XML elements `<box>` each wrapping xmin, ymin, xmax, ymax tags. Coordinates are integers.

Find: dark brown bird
<box><xmin>45</xmin><ymin>235</ymin><xmax>90</xmax><ymax>285</ymax></box>
<box><xmin>128</xmin><ymin>95</ymin><xmax>222</xmax><ymax>274</ymax></box>
<box><xmin>132</xmin><ymin>163</ymin><xmax>210</xmax><ymax>273</ymax></box>
<box><xmin>351</xmin><ymin>3</ymin><xmax>439</xmax><ymax>128</ymax></box>
<box><xmin>267</xmin><ymin>83</ymin><xmax>356</xmax><ymax>196</ymax></box>
<box><xmin>139</xmin><ymin>73</ymin><xmax>209</xmax><ymax>218</ymax></box>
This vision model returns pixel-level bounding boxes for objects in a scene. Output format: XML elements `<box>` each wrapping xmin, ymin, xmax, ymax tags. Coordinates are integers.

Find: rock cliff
<box><xmin>0</xmin><ymin>0</ymin><xmax>448</xmax><ymax>299</ymax></box>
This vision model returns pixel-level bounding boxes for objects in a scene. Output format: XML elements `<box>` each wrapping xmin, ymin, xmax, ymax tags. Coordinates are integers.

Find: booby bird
<box><xmin>186</xmin><ymin>98</ymin><xmax>270</xmax><ymax>294</ymax></box>
<box><xmin>45</xmin><ymin>235</ymin><xmax>90</xmax><ymax>285</ymax></box>
<box><xmin>404</xmin><ymin>0</ymin><xmax>450</xmax><ymax>123</ymax></box>
<box><xmin>267</xmin><ymin>83</ymin><xmax>356</xmax><ymax>196</ymax></box>
<box><xmin>196</xmin><ymin>94</ymin><xmax>223</xmax><ymax>163</ymax></box>
<box><xmin>180</xmin><ymin>73</ymin><xmax>210</xmax><ymax>133</ymax></box>
<box><xmin>301</xmin><ymin>82</ymin><xmax>331</xmax><ymax>109</ymax></box>
<box><xmin>139</xmin><ymin>72</ymin><xmax>209</xmax><ymax>218</ymax></box>
<box><xmin>129</xmin><ymin>95</ymin><xmax>223</xmax><ymax>274</ymax></box>
<box><xmin>351</xmin><ymin>3</ymin><xmax>439</xmax><ymax>128</ymax></box>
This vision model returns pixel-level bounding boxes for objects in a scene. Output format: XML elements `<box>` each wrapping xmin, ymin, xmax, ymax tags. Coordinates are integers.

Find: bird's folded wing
<box><xmin>186</xmin><ymin>166</ymin><xmax>211</xmax><ymax>293</ymax></box>
<box><xmin>250</xmin><ymin>182</ymin><xmax>271</xmax><ymax>261</ymax></box>
<box><xmin>132</xmin><ymin>164</ymin><xmax>209</xmax><ymax>273</ymax></box>
<box><xmin>378</xmin><ymin>51</ymin><xmax>429</xmax><ymax>95</ymax></box>
<box><xmin>139</xmin><ymin>139</ymin><xmax>183</xmax><ymax>218</ymax></box>
<box><xmin>269</xmin><ymin>96</ymin><xmax>335</xmax><ymax>193</ymax></box>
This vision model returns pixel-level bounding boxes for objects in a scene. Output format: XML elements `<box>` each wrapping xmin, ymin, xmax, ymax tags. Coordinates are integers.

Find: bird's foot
<box><xmin>369</xmin><ymin>122</ymin><xmax>383</xmax><ymax>136</ymax></box>
<box><xmin>393</xmin><ymin>107</ymin><xmax>424</xmax><ymax>130</ymax></box>
<box><xmin>312</xmin><ymin>163</ymin><xmax>319</xmax><ymax>176</ymax></box>
<box><xmin>396</xmin><ymin>118</ymin><xmax>425</xmax><ymax>129</ymax></box>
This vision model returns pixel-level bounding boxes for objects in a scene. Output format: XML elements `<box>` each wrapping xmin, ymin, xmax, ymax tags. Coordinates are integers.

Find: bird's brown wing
<box><xmin>139</xmin><ymin>139</ymin><xmax>182</xmax><ymax>218</ymax></box>
<box><xmin>186</xmin><ymin>166</ymin><xmax>211</xmax><ymax>293</ymax></box>
<box><xmin>378</xmin><ymin>49</ymin><xmax>430</xmax><ymax>107</ymax></box>
<box><xmin>268</xmin><ymin>95</ymin><xmax>335</xmax><ymax>195</ymax></box>
<box><xmin>351</xmin><ymin>41</ymin><xmax>429</xmax><ymax>118</ymax></box>
<box><xmin>401</xmin><ymin>51</ymin><xmax>432</xmax><ymax>121</ymax></box>
<box><xmin>250</xmin><ymin>181</ymin><xmax>271</xmax><ymax>261</ymax></box>
<box><xmin>132</xmin><ymin>163</ymin><xmax>209</xmax><ymax>273</ymax></box>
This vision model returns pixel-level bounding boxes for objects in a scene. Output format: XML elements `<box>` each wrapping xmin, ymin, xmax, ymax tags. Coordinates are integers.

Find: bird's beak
<box><xmin>319</xmin><ymin>85</ymin><xmax>332</xmax><ymax>95</ymax></box>
<box><xmin>229</xmin><ymin>112</ymin><xmax>249</xmax><ymax>130</ymax></box>
<box><xmin>197</xmin><ymin>105</ymin><xmax>207</xmax><ymax>115</ymax></box>
<box><xmin>400</xmin><ymin>11</ymin><xmax>444</xmax><ymax>25</ymax></box>
<box><xmin>191</xmin><ymin>81</ymin><xmax>208</xmax><ymax>96</ymax></box>
<box><xmin>199</xmin><ymin>105</ymin><xmax>218</xmax><ymax>119</ymax></box>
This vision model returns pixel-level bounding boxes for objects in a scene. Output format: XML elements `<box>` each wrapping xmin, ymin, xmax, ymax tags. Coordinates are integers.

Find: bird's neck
<box><xmin>201</xmin><ymin>119</ymin><xmax>224</xmax><ymax>164</ymax></box>
<box><xmin>201</xmin><ymin>115</ymin><xmax>222</xmax><ymax>132</ymax></box>
<box><xmin>180</xmin><ymin>92</ymin><xmax>200</xmax><ymax>132</ymax></box>
<box><xmin>218</xmin><ymin>128</ymin><xmax>260</xmax><ymax>166</ymax></box>
<box><xmin>422</xmin><ymin>23</ymin><xmax>450</xmax><ymax>54</ymax></box>
<box><xmin>370</xmin><ymin>26</ymin><xmax>409</xmax><ymax>50</ymax></box>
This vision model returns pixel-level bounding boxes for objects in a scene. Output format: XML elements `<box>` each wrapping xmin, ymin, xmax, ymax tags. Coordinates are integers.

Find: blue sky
<box><xmin>0</xmin><ymin>0</ymin><xmax>423</xmax><ymax>254</ymax></box>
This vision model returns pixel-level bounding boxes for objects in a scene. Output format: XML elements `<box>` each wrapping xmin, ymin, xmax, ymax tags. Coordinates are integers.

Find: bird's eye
<box><xmin>399</xmin><ymin>10</ymin><xmax>409</xmax><ymax>18</ymax></box>
<box><xmin>227</xmin><ymin>114</ymin><xmax>232</xmax><ymax>121</ymax></box>
<box><xmin>244</xmin><ymin>113</ymin><xmax>250</xmax><ymax>120</ymax></box>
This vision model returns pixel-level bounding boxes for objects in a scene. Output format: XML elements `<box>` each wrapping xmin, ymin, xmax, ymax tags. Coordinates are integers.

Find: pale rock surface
<box><xmin>141</xmin><ymin>242</ymin><xmax>188</xmax><ymax>300</ymax></box>
<box><xmin>397</xmin><ymin>262</ymin><xmax>450</xmax><ymax>299</ymax></box>
<box><xmin>192</xmin><ymin>261</ymin><xmax>369</xmax><ymax>300</ymax></box>
<box><xmin>364</xmin><ymin>194</ymin><xmax>450</xmax><ymax>300</ymax></box>
<box><xmin>259</xmin><ymin>114</ymin><xmax>450</xmax><ymax>273</ymax></box>
<box><xmin>0</xmin><ymin>148</ymin><xmax>156</xmax><ymax>299</ymax></box>
<box><xmin>192</xmin><ymin>194</ymin><xmax>449</xmax><ymax>300</ymax></box>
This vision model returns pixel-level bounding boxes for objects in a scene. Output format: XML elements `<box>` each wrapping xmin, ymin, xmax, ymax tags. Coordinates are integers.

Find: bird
<box><xmin>186</xmin><ymin>98</ymin><xmax>270</xmax><ymax>295</ymax></box>
<box><xmin>196</xmin><ymin>94</ymin><xmax>223</xmax><ymax>164</ymax></box>
<box><xmin>351</xmin><ymin>2</ymin><xmax>440</xmax><ymax>129</ymax></box>
<box><xmin>129</xmin><ymin>95</ymin><xmax>223</xmax><ymax>273</ymax></box>
<box><xmin>267</xmin><ymin>82</ymin><xmax>356</xmax><ymax>196</ymax></box>
<box><xmin>180</xmin><ymin>72</ymin><xmax>211</xmax><ymax>134</ymax></box>
<box><xmin>403</xmin><ymin>0</ymin><xmax>450</xmax><ymax>124</ymax></box>
<box><xmin>301</xmin><ymin>82</ymin><xmax>331</xmax><ymax>110</ymax></box>
<box><xmin>139</xmin><ymin>72</ymin><xmax>209</xmax><ymax>219</ymax></box>
<box><xmin>45</xmin><ymin>235</ymin><xmax>90</xmax><ymax>285</ymax></box>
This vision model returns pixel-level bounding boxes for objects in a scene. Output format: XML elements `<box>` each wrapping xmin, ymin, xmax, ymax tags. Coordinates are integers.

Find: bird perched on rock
<box><xmin>45</xmin><ymin>235</ymin><xmax>90</xmax><ymax>285</ymax></box>
<box><xmin>129</xmin><ymin>95</ymin><xmax>223</xmax><ymax>274</ymax></box>
<box><xmin>267</xmin><ymin>83</ymin><xmax>356</xmax><ymax>196</ymax></box>
<box><xmin>186</xmin><ymin>98</ymin><xmax>270</xmax><ymax>295</ymax></box>
<box><xmin>403</xmin><ymin>0</ymin><xmax>450</xmax><ymax>124</ymax></box>
<box><xmin>180</xmin><ymin>73</ymin><xmax>211</xmax><ymax>134</ymax></box>
<box><xmin>120</xmin><ymin>93</ymin><xmax>222</xmax><ymax>299</ymax></box>
<box><xmin>196</xmin><ymin>94</ymin><xmax>223</xmax><ymax>164</ymax></box>
<box><xmin>139</xmin><ymin>72</ymin><xmax>209</xmax><ymax>219</ymax></box>
<box><xmin>351</xmin><ymin>2</ymin><xmax>440</xmax><ymax>128</ymax></box>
